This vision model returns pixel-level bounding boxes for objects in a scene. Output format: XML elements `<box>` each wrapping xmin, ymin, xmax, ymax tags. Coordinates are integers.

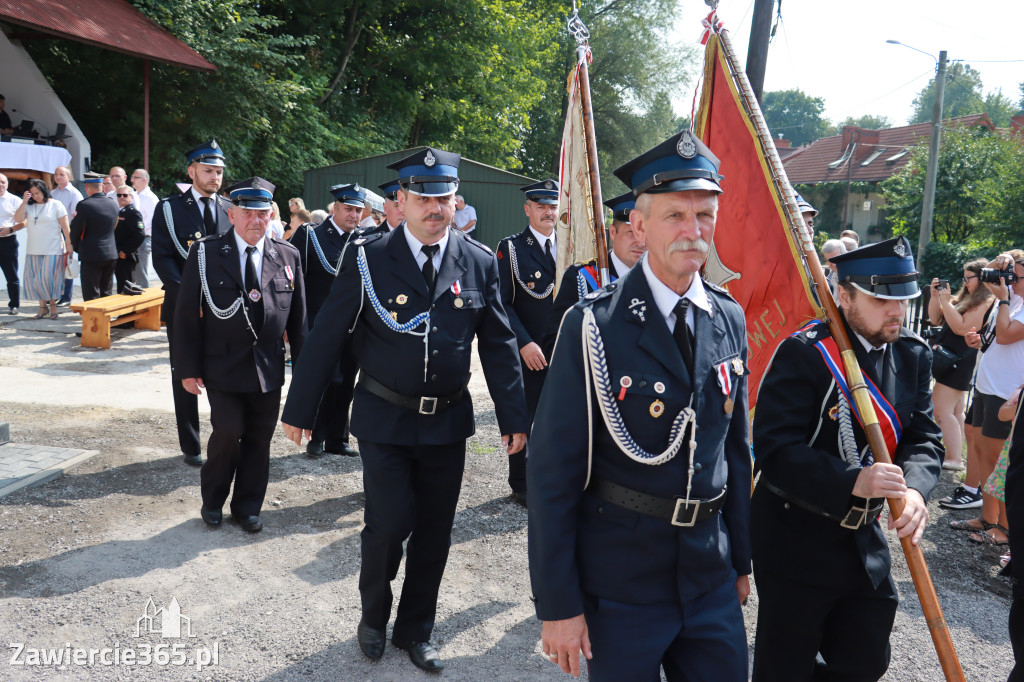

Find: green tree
<box><xmin>910</xmin><ymin>62</ymin><xmax>985</xmax><ymax>124</ymax></box>
<box><xmin>983</xmin><ymin>90</ymin><xmax>1018</xmax><ymax>127</ymax></box>
<box><xmin>761</xmin><ymin>89</ymin><xmax>830</xmax><ymax>147</ymax></box>
<box><xmin>830</xmin><ymin>114</ymin><xmax>893</xmax><ymax>133</ymax></box>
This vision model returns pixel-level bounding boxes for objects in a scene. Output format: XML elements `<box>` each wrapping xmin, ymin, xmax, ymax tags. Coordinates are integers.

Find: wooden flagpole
<box><xmin>711</xmin><ymin>24</ymin><xmax>966</xmax><ymax>682</ymax></box>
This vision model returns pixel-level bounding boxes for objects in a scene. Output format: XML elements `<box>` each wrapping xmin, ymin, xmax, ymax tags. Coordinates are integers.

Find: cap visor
<box><xmin>850</xmin><ymin>282</ymin><xmax>921</xmax><ymax>300</ymax></box>
<box><xmin>404</xmin><ymin>181</ymin><xmax>458</xmax><ymax>197</ymax></box>
<box><xmin>641</xmin><ymin>178</ymin><xmax>722</xmax><ymax>195</ymax></box>
<box><xmin>234</xmin><ymin>199</ymin><xmax>273</xmax><ymax>210</ymax></box>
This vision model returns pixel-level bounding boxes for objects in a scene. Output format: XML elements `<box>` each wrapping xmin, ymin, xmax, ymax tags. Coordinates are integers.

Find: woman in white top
<box><xmin>267</xmin><ymin>201</ymin><xmax>285</xmax><ymax>240</ymax></box>
<box><xmin>10</xmin><ymin>179</ymin><xmax>70</xmax><ymax>319</ymax></box>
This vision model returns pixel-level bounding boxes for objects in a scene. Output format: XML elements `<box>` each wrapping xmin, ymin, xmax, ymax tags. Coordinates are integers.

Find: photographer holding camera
<box><xmin>952</xmin><ymin>250</ymin><xmax>1024</xmax><ymax>546</ymax></box>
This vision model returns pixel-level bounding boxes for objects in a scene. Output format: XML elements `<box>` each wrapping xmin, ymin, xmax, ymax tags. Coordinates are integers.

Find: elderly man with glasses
<box><xmin>113</xmin><ymin>186</ymin><xmax>146</xmax><ymax>295</ymax></box>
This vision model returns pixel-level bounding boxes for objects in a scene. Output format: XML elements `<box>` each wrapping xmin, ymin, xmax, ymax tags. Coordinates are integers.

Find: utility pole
<box><xmin>745</xmin><ymin>0</ymin><xmax>774</xmax><ymax>103</ymax></box>
<box><xmin>918</xmin><ymin>50</ymin><xmax>947</xmax><ymax>267</ymax></box>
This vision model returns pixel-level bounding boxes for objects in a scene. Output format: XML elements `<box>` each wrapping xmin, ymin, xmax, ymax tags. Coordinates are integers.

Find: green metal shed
<box><xmin>303</xmin><ymin>147</ymin><xmax>541</xmax><ymax>249</ymax></box>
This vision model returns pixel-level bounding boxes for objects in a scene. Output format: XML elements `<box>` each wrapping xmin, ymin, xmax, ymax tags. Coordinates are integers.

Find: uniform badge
<box><xmin>723</xmin><ymin>397</ymin><xmax>734</xmax><ymax>415</ymax></box>
<box><xmin>828</xmin><ymin>404</ymin><xmax>839</xmax><ymax>421</ymax></box>
<box><xmin>390</xmin><ymin>311</ymin><xmax>398</xmax><ymax>321</ymax></box>
<box><xmin>355</xmin><ymin>238</ymin><xmax>366</xmax><ymax>245</ymax></box>
<box><xmin>497</xmin><ymin>250</ymin><xmax>504</xmax><ymax>259</ymax></box>
<box><xmin>248</xmin><ymin>289</ymin><xmax>262</xmax><ymax>302</ymax></box>
<box><xmin>676</xmin><ymin>130</ymin><xmax>698</xmax><ymax>159</ymax></box>
<box><xmin>534</xmin><ymin>271</ymin><xmax>542</xmax><ymax>279</ymax></box>
<box><xmin>653</xmin><ymin>381</ymin><xmax>666</xmax><ymax>394</ymax></box>
<box><xmin>618</xmin><ymin>376</ymin><xmax>632</xmax><ymax>401</ymax></box>
<box><xmin>454</xmin><ymin>298</ymin><xmax>464</xmax><ymax>309</ymax></box>
<box><xmin>396</xmin><ymin>294</ymin><xmax>408</xmax><ymax>305</ymax></box>
<box><xmin>211</xmin><ymin>140</ymin><xmax>219</xmax><ymax>150</ymax></box>
<box><xmin>893</xmin><ymin>239</ymin><xmax>908</xmax><ymax>257</ymax></box>
<box><xmin>424</xmin><ymin>150</ymin><xmax>437</xmax><ymax>167</ymax></box>
<box><xmin>545</xmin><ymin>180</ymin><xmax>554</xmax><ymax>190</ymax></box>
<box><xmin>194</xmin><ymin>231</ymin><xmax>202</xmax><ymax>239</ymax></box>
<box><xmin>806</xmin><ymin>330</ymin><xmax>817</xmax><ymax>339</ymax></box>
<box><xmin>649</xmin><ymin>400</ymin><xmax>665</xmax><ymax>418</ymax></box>
<box><xmin>526</xmin><ymin>236</ymin><xmax>535</xmax><ymax>246</ymax></box>
<box><xmin>250</xmin><ymin>178</ymin><xmax>261</xmax><ymax>190</ymax></box>
<box><xmin>731</xmin><ymin>358</ymin><xmax>744</xmax><ymax>376</ymax></box>
<box><xmin>527</xmin><ymin>282</ymin><xmax>535</xmax><ymax>289</ymax></box>
<box><xmin>628</xmin><ymin>297</ymin><xmax>647</xmax><ymax>323</ymax></box>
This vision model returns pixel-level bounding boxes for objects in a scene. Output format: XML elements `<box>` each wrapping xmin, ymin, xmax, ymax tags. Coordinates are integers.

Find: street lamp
<box><xmin>887</xmin><ymin>40</ymin><xmax>948</xmax><ymax>268</ymax></box>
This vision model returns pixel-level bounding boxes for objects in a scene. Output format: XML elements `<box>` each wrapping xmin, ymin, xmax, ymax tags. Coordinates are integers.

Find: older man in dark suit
<box><xmin>152</xmin><ymin>140</ymin><xmax>233</xmax><ymax>466</ymax></box>
<box><xmin>173</xmin><ymin>177</ymin><xmax>307</xmax><ymax>534</ymax></box>
<box><xmin>70</xmin><ymin>172</ymin><xmax>119</xmax><ymax>301</ymax></box>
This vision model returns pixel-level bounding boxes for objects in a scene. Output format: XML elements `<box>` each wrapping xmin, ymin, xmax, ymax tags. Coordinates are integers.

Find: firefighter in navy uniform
<box><xmin>529</xmin><ymin>131</ymin><xmax>752</xmax><ymax>681</ymax></box>
<box><xmin>541</xmin><ymin>191</ymin><xmax>646</xmax><ymax>358</ymax></box>
<box><xmin>280</xmin><ymin>147</ymin><xmax>527</xmax><ymax>674</ymax></box>
<box><xmin>751</xmin><ymin>236</ymin><xmax>942</xmax><ymax>681</ymax></box>
<box><xmin>173</xmin><ymin>177</ymin><xmax>307</xmax><ymax>533</ymax></box>
<box><xmin>152</xmin><ymin>140</ymin><xmax>233</xmax><ymax>466</ymax></box>
<box><xmin>290</xmin><ymin>183</ymin><xmax>367</xmax><ymax>457</ymax></box>
<box><xmin>376</xmin><ymin>178</ymin><xmax>404</xmax><ymax>232</ymax></box>
<box><xmin>495</xmin><ymin>179</ymin><xmax>559</xmax><ymax>505</ymax></box>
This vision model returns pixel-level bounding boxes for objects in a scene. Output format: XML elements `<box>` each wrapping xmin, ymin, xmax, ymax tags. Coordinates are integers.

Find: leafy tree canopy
<box><xmin>761</xmin><ymin>88</ymin><xmax>830</xmax><ymax>147</ymax></box>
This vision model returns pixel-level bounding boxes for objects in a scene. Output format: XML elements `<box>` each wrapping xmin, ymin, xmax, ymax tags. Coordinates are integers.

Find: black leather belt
<box><xmin>588</xmin><ymin>478</ymin><xmax>727</xmax><ymax>527</ymax></box>
<box><xmin>358</xmin><ymin>374</ymin><xmax>465</xmax><ymax>415</ymax></box>
<box><xmin>760</xmin><ymin>478</ymin><xmax>883</xmax><ymax>530</ymax></box>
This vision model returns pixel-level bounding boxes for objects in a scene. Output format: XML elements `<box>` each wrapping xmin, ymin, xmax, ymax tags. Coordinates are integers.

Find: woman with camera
<box><xmin>9</xmin><ymin>179</ymin><xmax>70</xmax><ymax>319</ymax></box>
<box><xmin>928</xmin><ymin>258</ymin><xmax>994</xmax><ymax>471</ymax></box>
<box><xmin>951</xmin><ymin>250</ymin><xmax>1024</xmax><ymax>546</ymax></box>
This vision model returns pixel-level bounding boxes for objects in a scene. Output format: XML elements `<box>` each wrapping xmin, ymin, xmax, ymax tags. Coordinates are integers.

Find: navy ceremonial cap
<box><xmin>604</xmin><ymin>191</ymin><xmax>636</xmax><ymax>223</ymax></box>
<box><xmin>795</xmin><ymin>193</ymin><xmax>818</xmax><ymax>217</ymax></box>
<box><xmin>185</xmin><ymin>139</ymin><xmax>226</xmax><ymax>167</ymax></box>
<box><xmin>613</xmin><ymin>130</ymin><xmax>723</xmax><ymax>196</ymax></box>
<box><xmin>330</xmin><ymin>183</ymin><xmax>366</xmax><ymax>208</ymax></box>
<box><xmin>386</xmin><ymin>147</ymin><xmax>460</xmax><ymax>197</ymax></box>
<box><xmin>82</xmin><ymin>171</ymin><xmax>105</xmax><ymax>184</ymax></box>
<box><xmin>521</xmin><ymin>179</ymin><xmax>559</xmax><ymax>205</ymax></box>
<box><xmin>227</xmin><ymin>177</ymin><xmax>275</xmax><ymax>210</ymax></box>
<box><xmin>831</xmin><ymin>236</ymin><xmax>920</xmax><ymax>300</ymax></box>
<box><xmin>377</xmin><ymin>179</ymin><xmax>401</xmax><ymax>201</ymax></box>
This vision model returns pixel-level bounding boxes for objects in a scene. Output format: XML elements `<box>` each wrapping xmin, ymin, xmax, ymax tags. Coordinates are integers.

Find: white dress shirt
<box><xmin>528</xmin><ymin>225</ymin><xmax>555</xmax><ymax>256</ymax></box>
<box><xmin>404</xmin><ymin>225</ymin><xmax>449</xmax><ymax>274</ymax></box>
<box><xmin>641</xmin><ymin>253</ymin><xmax>711</xmax><ymax>334</ymax></box>
<box><xmin>234</xmin><ymin>231</ymin><xmax>265</xmax><ymax>285</ymax></box>
<box><xmin>136</xmin><ymin>186</ymin><xmax>159</xmax><ymax>235</ymax></box>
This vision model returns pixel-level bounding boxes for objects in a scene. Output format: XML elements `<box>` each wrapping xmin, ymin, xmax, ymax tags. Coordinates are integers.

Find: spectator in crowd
<box><xmin>71</xmin><ymin>174</ymin><xmax>120</xmax><ymax>301</ymax></box>
<box><xmin>113</xmin><ymin>185</ymin><xmax>146</xmax><ymax>294</ymax></box>
<box><xmin>107</xmin><ymin>167</ymin><xmax>138</xmax><ymax>208</ymax></box>
<box><xmin>841</xmin><ymin>229</ymin><xmax>860</xmax><ymax>246</ymax></box>
<box><xmin>377</xmin><ymin>179</ymin><xmax>404</xmax><ymax>231</ymax></box>
<box><xmin>949</xmin><ymin>251</ymin><xmax>1024</xmax><ymax>546</ymax></box>
<box><xmin>288</xmin><ymin>197</ymin><xmax>305</xmax><ymax>215</ymax></box>
<box><xmin>130</xmin><ymin>168</ymin><xmax>159</xmax><ymax>287</ymax></box>
<box><xmin>358</xmin><ymin>190</ymin><xmax>384</xmax><ymax>229</ymax></box>
<box><xmin>102</xmin><ymin>176</ymin><xmax>116</xmax><ymax>195</ymax></box>
<box><xmin>285</xmin><ymin>209</ymin><xmax>310</xmax><ymax>241</ymax></box>
<box><xmin>820</xmin><ymin>238</ymin><xmax>846</xmax><ymax>294</ymax></box>
<box><xmin>267</xmin><ymin>201</ymin><xmax>285</xmax><ymax>240</ymax></box>
<box><xmin>454</xmin><ymin>195</ymin><xmax>477</xmax><ymax>234</ymax></box>
<box><xmin>0</xmin><ymin>173</ymin><xmax>23</xmax><ymax>314</ymax></box>
<box><xmin>309</xmin><ymin>209</ymin><xmax>328</xmax><ymax>224</ymax></box>
<box><xmin>13</xmin><ymin>179</ymin><xmax>70</xmax><ymax>319</ymax></box>
<box><xmin>51</xmin><ymin>165</ymin><xmax>83</xmax><ymax>306</ymax></box>
<box><xmin>840</xmin><ymin>235</ymin><xmax>858</xmax><ymax>252</ymax></box>
<box><xmin>928</xmin><ymin>259</ymin><xmax>993</xmax><ymax>471</ymax></box>
<box><xmin>0</xmin><ymin>94</ymin><xmax>12</xmax><ymax>135</ymax></box>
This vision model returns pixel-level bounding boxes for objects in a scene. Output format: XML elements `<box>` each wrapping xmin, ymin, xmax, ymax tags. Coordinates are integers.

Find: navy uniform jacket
<box><xmin>290</xmin><ymin>218</ymin><xmax>351</xmax><ymax>324</ymax></box>
<box><xmin>496</xmin><ymin>227</ymin><xmax>556</xmax><ymax>349</ymax></box>
<box><xmin>528</xmin><ymin>266</ymin><xmax>753</xmax><ymax>620</ymax></box>
<box><xmin>152</xmin><ymin>190</ymin><xmax>232</xmax><ymax>321</ymax></box>
<box><xmin>70</xmin><ymin>193</ymin><xmax>118</xmax><ymax>261</ymax></box>
<box><xmin>172</xmin><ymin>230</ymin><xmax>308</xmax><ymax>394</ymax></box>
<box><xmin>114</xmin><ymin>205</ymin><xmax>146</xmax><ymax>257</ymax></box>
<box><xmin>281</xmin><ymin>225</ymin><xmax>529</xmax><ymax>446</ymax></box>
<box><xmin>751</xmin><ymin>319</ymin><xmax>942</xmax><ymax>588</ymax></box>
<box><xmin>541</xmin><ymin>257</ymin><xmax>620</xmax><ymax>359</ymax></box>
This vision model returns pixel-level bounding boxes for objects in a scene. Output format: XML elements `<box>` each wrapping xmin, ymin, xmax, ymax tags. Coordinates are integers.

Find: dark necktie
<box><xmin>673</xmin><ymin>298</ymin><xmax>695</xmax><ymax>375</ymax></box>
<box><xmin>421</xmin><ymin>243</ymin><xmax>439</xmax><ymax>292</ymax></box>
<box><xmin>868</xmin><ymin>348</ymin><xmax>883</xmax><ymax>376</ymax></box>
<box><xmin>544</xmin><ymin>238</ymin><xmax>555</xmax><ymax>269</ymax></box>
<box><xmin>200</xmin><ymin>196</ymin><xmax>216</xmax><ymax>234</ymax></box>
<box><xmin>245</xmin><ymin>245</ymin><xmax>263</xmax><ymax>333</ymax></box>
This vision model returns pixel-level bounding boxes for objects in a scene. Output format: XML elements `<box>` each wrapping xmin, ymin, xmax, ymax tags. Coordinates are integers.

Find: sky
<box><xmin>671</xmin><ymin>0</ymin><xmax>1024</xmax><ymax>128</ymax></box>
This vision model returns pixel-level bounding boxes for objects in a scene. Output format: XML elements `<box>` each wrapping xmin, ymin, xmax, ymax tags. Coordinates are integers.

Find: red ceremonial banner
<box><xmin>694</xmin><ymin>33</ymin><xmax>822</xmax><ymax>411</ymax></box>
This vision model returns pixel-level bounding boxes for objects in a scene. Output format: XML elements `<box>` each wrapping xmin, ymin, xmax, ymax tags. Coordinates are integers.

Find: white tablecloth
<box><xmin>0</xmin><ymin>141</ymin><xmax>71</xmax><ymax>174</ymax></box>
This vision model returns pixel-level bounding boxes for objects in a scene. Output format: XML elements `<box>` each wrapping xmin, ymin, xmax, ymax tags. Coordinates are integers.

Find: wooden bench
<box><xmin>70</xmin><ymin>288</ymin><xmax>164</xmax><ymax>349</ymax></box>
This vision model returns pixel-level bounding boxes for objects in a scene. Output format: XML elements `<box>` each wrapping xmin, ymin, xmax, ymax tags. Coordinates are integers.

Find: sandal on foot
<box><xmin>33</xmin><ymin>305</ymin><xmax>47</xmax><ymax>319</ymax></box>
<box><xmin>968</xmin><ymin>525</ymin><xmax>1009</xmax><ymax>545</ymax></box>
<box><xmin>950</xmin><ymin>517</ymin><xmax>993</xmax><ymax>532</ymax></box>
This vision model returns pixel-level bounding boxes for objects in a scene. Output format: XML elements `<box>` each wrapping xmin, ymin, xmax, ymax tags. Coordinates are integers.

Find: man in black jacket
<box><xmin>70</xmin><ymin>172</ymin><xmax>119</xmax><ymax>300</ymax></box>
<box><xmin>173</xmin><ymin>177</ymin><xmax>307</xmax><ymax>533</ymax></box>
<box><xmin>113</xmin><ymin>186</ymin><xmax>146</xmax><ymax>294</ymax></box>
<box><xmin>152</xmin><ymin>140</ymin><xmax>233</xmax><ymax>466</ymax></box>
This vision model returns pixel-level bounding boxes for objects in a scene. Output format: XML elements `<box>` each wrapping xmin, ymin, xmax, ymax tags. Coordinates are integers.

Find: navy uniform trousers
<box><xmin>152</xmin><ymin>190</ymin><xmax>232</xmax><ymax>457</ymax></box>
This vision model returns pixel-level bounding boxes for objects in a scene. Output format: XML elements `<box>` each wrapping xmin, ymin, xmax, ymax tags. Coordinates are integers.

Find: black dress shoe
<box><xmin>326</xmin><ymin>441</ymin><xmax>358</xmax><ymax>456</ymax></box>
<box><xmin>306</xmin><ymin>440</ymin><xmax>325</xmax><ymax>458</ymax></box>
<box><xmin>183</xmin><ymin>453</ymin><xmax>203</xmax><ymax>467</ymax></box>
<box><xmin>200</xmin><ymin>506</ymin><xmax>222</xmax><ymax>527</ymax></box>
<box><xmin>392</xmin><ymin>639</ymin><xmax>444</xmax><ymax>672</ymax></box>
<box><xmin>510</xmin><ymin>490</ymin><xmax>528</xmax><ymax>507</ymax></box>
<box><xmin>233</xmin><ymin>515</ymin><xmax>263</xmax><ymax>533</ymax></box>
<box><xmin>357</xmin><ymin>621</ymin><xmax>386</xmax><ymax>661</ymax></box>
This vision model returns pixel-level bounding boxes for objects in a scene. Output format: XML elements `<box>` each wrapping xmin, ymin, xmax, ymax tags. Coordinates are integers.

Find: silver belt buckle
<box><xmin>418</xmin><ymin>396</ymin><xmax>438</xmax><ymax>415</ymax></box>
<box><xmin>671</xmin><ymin>498</ymin><xmax>700</xmax><ymax>527</ymax></box>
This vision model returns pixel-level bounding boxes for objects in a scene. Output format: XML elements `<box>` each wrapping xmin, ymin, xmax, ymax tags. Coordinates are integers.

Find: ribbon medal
<box><xmin>716</xmin><ymin>361</ymin><xmax>733</xmax><ymax>413</ymax></box>
<box><xmin>284</xmin><ymin>265</ymin><xmax>295</xmax><ymax>289</ymax></box>
<box><xmin>452</xmin><ymin>280</ymin><xmax>465</xmax><ymax>308</ymax></box>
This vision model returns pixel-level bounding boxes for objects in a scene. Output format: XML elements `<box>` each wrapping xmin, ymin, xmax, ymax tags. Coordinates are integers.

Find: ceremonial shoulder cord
<box><xmin>837</xmin><ymin>388</ymin><xmax>871</xmax><ymax>466</ymax></box>
<box><xmin>356</xmin><ymin>245</ymin><xmax>433</xmax><ymax>380</ymax></box>
<box><xmin>576</xmin><ymin>270</ymin><xmax>589</xmax><ymax>299</ymax></box>
<box><xmin>507</xmin><ymin>239</ymin><xmax>554</xmax><ymax>299</ymax></box>
<box><xmin>307</xmin><ymin>228</ymin><xmax>338</xmax><ymax>276</ymax></box>
<box><xmin>581</xmin><ymin>308</ymin><xmax>698</xmax><ymax>502</ymax></box>
<box><xmin>196</xmin><ymin>242</ymin><xmax>244</xmax><ymax>319</ymax></box>
<box><xmin>163</xmin><ymin>201</ymin><xmax>189</xmax><ymax>260</ymax></box>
